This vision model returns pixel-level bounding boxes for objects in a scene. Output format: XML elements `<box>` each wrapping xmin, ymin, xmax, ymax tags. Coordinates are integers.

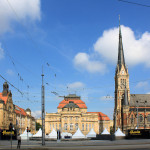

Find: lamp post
<box><xmin>41</xmin><ymin>66</ymin><xmax>45</xmax><ymax>145</ymax></box>
<box><xmin>136</xmin><ymin>101</ymin><xmax>139</xmax><ymax>129</ymax></box>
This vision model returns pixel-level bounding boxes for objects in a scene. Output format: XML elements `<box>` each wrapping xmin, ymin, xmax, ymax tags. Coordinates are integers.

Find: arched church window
<box><xmin>147</xmin><ymin>114</ymin><xmax>150</xmax><ymax>122</ymax></box>
<box><xmin>131</xmin><ymin>115</ymin><xmax>134</xmax><ymax>124</ymax></box>
<box><xmin>139</xmin><ymin>115</ymin><xmax>143</xmax><ymax>123</ymax></box>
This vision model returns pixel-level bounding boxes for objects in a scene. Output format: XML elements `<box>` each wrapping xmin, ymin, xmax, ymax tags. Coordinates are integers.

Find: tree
<box><xmin>36</xmin><ymin>122</ymin><xmax>42</xmax><ymax>131</ymax></box>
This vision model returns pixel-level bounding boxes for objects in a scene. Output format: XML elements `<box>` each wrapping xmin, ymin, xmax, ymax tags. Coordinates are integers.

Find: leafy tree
<box><xmin>36</xmin><ymin>122</ymin><xmax>42</xmax><ymax>131</ymax></box>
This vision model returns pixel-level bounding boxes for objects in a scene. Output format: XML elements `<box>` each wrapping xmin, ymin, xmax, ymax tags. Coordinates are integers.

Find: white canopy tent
<box><xmin>20</xmin><ymin>129</ymin><xmax>33</xmax><ymax>140</ymax></box>
<box><xmin>101</xmin><ymin>128</ymin><xmax>110</xmax><ymax>135</ymax></box>
<box><xmin>72</xmin><ymin>128</ymin><xmax>85</xmax><ymax>139</ymax></box>
<box><xmin>61</xmin><ymin>132</ymin><xmax>72</xmax><ymax>139</ymax></box>
<box><xmin>86</xmin><ymin>128</ymin><xmax>96</xmax><ymax>138</ymax></box>
<box><xmin>48</xmin><ymin>128</ymin><xmax>57</xmax><ymax>139</ymax></box>
<box><xmin>33</xmin><ymin>128</ymin><xmax>42</xmax><ymax>137</ymax></box>
<box><xmin>115</xmin><ymin>128</ymin><xmax>125</xmax><ymax>136</ymax></box>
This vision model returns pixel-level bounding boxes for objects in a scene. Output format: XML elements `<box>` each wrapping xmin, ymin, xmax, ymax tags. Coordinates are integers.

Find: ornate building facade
<box><xmin>37</xmin><ymin>94</ymin><xmax>111</xmax><ymax>135</ymax></box>
<box><xmin>114</xmin><ymin>22</ymin><xmax>150</xmax><ymax>133</ymax></box>
<box><xmin>0</xmin><ymin>82</ymin><xmax>36</xmax><ymax>134</ymax></box>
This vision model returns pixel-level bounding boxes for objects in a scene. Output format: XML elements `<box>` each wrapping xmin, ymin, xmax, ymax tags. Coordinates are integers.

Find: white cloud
<box><xmin>67</xmin><ymin>82</ymin><xmax>85</xmax><ymax>89</ymax></box>
<box><xmin>74</xmin><ymin>52</ymin><xmax>106</xmax><ymax>74</ymax></box>
<box><xmin>135</xmin><ymin>81</ymin><xmax>148</xmax><ymax>89</ymax></box>
<box><xmin>0</xmin><ymin>0</ymin><xmax>41</xmax><ymax>34</ymax></box>
<box><xmin>31</xmin><ymin>110</ymin><xmax>41</xmax><ymax>119</ymax></box>
<box><xmin>94</xmin><ymin>25</ymin><xmax>150</xmax><ymax>67</ymax></box>
<box><xmin>6</xmin><ymin>69</ymin><xmax>14</xmax><ymax>76</ymax></box>
<box><xmin>0</xmin><ymin>43</ymin><xmax>4</xmax><ymax>59</ymax></box>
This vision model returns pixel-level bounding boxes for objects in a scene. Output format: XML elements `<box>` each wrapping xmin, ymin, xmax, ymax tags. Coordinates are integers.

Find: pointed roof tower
<box><xmin>117</xmin><ymin>15</ymin><xmax>127</xmax><ymax>72</ymax></box>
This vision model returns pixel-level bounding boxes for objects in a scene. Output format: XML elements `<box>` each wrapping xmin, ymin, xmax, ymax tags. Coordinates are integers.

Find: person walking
<box><xmin>17</xmin><ymin>134</ymin><xmax>21</xmax><ymax>149</ymax></box>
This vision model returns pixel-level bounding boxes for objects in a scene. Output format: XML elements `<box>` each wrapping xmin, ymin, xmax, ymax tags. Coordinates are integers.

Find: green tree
<box><xmin>36</xmin><ymin>122</ymin><xmax>42</xmax><ymax>131</ymax></box>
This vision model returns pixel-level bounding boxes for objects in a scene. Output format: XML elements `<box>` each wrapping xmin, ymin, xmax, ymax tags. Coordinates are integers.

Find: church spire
<box><xmin>117</xmin><ymin>15</ymin><xmax>126</xmax><ymax>72</ymax></box>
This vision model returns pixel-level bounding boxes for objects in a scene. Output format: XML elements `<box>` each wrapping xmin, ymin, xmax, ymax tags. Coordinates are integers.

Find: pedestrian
<box><xmin>17</xmin><ymin>134</ymin><xmax>21</xmax><ymax>149</ymax></box>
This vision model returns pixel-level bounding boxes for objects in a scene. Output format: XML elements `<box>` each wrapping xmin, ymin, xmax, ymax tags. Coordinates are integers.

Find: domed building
<box><xmin>41</xmin><ymin>94</ymin><xmax>110</xmax><ymax>135</ymax></box>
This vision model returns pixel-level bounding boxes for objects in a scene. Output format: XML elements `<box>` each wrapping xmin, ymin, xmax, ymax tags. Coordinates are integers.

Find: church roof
<box><xmin>15</xmin><ymin>105</ymin><xmax>27</xmax><ymax>116</ymax></box>
<box><xmin>0</xmin><ymin>93</ymin><xmax>8</xmax><ymax>104</ymax></box>
<box><xmin>87</xmin><ymin>112</ymin><xmax>110</xmax><ymax>121</ymax></box>
<box><xmin>130</xmin><ymin>94</ymin><xmax>150</xmax><ymax>107</ymax></box>
<box><xmin>57</xmin><ymin>94</ymin><xmax>87</xmax><ymax>109</ymax></box>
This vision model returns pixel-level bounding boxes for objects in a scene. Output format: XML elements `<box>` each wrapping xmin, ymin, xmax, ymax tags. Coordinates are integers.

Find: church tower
<box><xmin>114</xmin><ymin>17</ymin><xmax>130</xmax><ymax>132</ymax></box>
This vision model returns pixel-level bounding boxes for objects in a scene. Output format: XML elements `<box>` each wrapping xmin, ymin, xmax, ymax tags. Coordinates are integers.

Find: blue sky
<box><xmin>0</xmin><ymin>0</ymin><xmax>150</xmax><ymax>120</ymax></box>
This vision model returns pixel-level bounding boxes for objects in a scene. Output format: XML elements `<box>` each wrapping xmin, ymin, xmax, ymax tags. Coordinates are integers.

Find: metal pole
<box><xmin>136</xmin><ymin>101</ymin><xmax>138</xmax><ymax>129</ymax></box>
<box><xmin>11</xmin><ymin>128</ymin><xmax>12</xmax><ymax>149</ymax></box>
<box><xmin>20</xmin><ymin>112</ymin><xmax>21</xmax><ymax>134</ymax></box>
<box><xmin>41</xmin><ymin>66</ymin><xmax>45</xmax><ymax>145</ymax></box>
<box><xmin>144</xmin><ymin>101</ymin><xmax>147</xmax><ymax>129</ymax></box>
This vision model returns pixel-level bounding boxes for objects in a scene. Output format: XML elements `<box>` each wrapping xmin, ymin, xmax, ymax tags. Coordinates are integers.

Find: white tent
<box><xmin>20</xmin><ymin>129</ymin><xmax>33</xmax><ymax>140</ymax></box>
<box><xmin>72</xmin><ymin>128</ymin><xmax>85</xmax><ymax>139</ymax></box>
<box><xmin>61</xmin><ymin>132</ymin><xmax>72</xmax><ymax>139</ymax></box>
<box><xmin>48</xmin><ymin>128</ymin><xmax>57</xmax><ymax>139</ymax></box>
<box><xmin>115</xmin><ymin>128</ymin><xmax>125</xmax><ymax>136</ymax></box>
<box><xmin>86</xmin><ymin>128</ymin><xmax>96</xmax><ymax>138</ymax></box>
<box><xmin>33</xmin><ymin>128</ymin><xmax>42</xmax><ymax>137</ymax></box>
<box><xmin>101</xmin><ymin>128</ymin><xmax>110</xmax><ymax>135</ymax></box>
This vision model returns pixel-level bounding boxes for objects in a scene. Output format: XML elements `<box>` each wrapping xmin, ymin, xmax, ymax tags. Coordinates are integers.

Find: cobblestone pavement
<box><xmin>0</xmin><ymin>139</ymin><xmax>150</xmax><ymax>150</ymax></box>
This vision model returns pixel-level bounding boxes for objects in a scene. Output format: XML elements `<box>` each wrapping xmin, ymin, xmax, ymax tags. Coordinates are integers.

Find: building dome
<box><xmin>26</xmin><ymin>108</ymin><xmax>31</xmax><ymax>112</ymax></box>
<box><xmin>57</xmin><ymin>94</ymin><xmax>87</xmax><ymax>109</ymax></box>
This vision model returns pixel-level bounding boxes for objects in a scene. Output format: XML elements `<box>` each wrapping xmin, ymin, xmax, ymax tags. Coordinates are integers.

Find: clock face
<box><xmin>122</xmin><ymin>70</ymin><xmax>124</xmax><ymax>74</ymax></box>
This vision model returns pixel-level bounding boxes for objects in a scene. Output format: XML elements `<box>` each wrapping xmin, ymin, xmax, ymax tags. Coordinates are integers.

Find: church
<box><xmin>114</xmin><ymin>22</ymin><xmax>150</xmax><ymax>133</ymax></box>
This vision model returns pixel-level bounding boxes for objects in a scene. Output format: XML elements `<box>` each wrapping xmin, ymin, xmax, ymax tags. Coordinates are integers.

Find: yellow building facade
<box><xmin>0</xmin><ymin>82</ymin><xmax>36</xmax><ymax>134</ymax></box>
<box><xmin>37</xmin><ymin>94</ymin><xmax>111</xmax><ymax>135</ymax></box>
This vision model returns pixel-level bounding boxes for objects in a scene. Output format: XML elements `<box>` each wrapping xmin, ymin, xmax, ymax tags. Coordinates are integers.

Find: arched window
<box><xmin>131</xmin><ymin>115</ymin><xmax>134</xmax><ymax>124</ymax></box>
<box><xmin>75</xmin><ymin>123</ymin><xmax>78</xmax><ymax>130</ymax></box>
<box><xmin>139</xmin><ymin>115</ymin><xmax>143</xmax><ymax>123</ymax></box>
<box><xmin>56</xmin><ymin>123</ymin><xmax>57</xmax><ymax>130</ymax></box>
<box><xmin>86</xmin><ymin>123</ymin><xmax>88</xmax><ymax>131</ymax></box>
<box><xmin>82</xmin><ymin>123</ymin><xmax>84</xmax><ymax>131</ymax></box>
<box><xmin>64</xmin><ymin>123</ymin><xmax>67</xmax><ymax>130</ymax></box>
<box><xmin>70</xmin><ymin>123</ymin><xmax>73</xmax><ymax>130</ymax></box>
<box><xmin>147</xmin><ymin>114</ymin><xmax>150</xmax><ymax>122</ymax></box>
<box><xmin>89</xmin><ymin>124</ymin><xmax>91</xmax><ymax>130</ymax></box>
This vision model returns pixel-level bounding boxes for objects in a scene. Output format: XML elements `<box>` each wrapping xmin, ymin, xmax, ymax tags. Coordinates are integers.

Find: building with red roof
<box><xmin>37</xmin><ymin>94</ymin><xmax>111</xmax><ymax>135</ymax></box>
<box><xmin>0</xmin><ymin>82</ymin><xmax>36</xmax><ymax>134</ymax></box>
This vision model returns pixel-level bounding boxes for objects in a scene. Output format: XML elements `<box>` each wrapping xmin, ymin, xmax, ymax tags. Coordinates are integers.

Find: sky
<box><xmin>0</xmin><ymin>0</ymin><xmax>150</xmax><ymax>120</ymax></box>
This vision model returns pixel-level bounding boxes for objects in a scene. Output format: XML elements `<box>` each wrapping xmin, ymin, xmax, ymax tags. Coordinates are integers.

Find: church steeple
<box><xmin>117</xmin><ymin>15</ymin><xmax>126</xmax><ymax>72</ymax></box>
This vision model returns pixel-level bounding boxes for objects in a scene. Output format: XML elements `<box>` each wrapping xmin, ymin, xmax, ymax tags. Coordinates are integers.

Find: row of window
<box><xmin>50</xmin><ymin>123</ymin><xmax>94</xmax><ymax>131</ymax></box>
<box><xmin>131</xmin><ymin>114</ymin><xmax>150</xmax><ymax>124</ymax></box>
<box><xmin>50</xmin><ymin>117</ymin><xmax>95</xmax><ymax>121</ymax></box>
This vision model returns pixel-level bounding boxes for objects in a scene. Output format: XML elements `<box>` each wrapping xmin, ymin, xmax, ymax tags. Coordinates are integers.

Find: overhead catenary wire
<box><xmin>118</xmin><ymin>0</ymin><xmax>150</xmax><ymax>7</ymax></box>
<box><xmin>0</xmin><ymin>74</ymin><xmax>23</xmax><ymax>95</ymax></box>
